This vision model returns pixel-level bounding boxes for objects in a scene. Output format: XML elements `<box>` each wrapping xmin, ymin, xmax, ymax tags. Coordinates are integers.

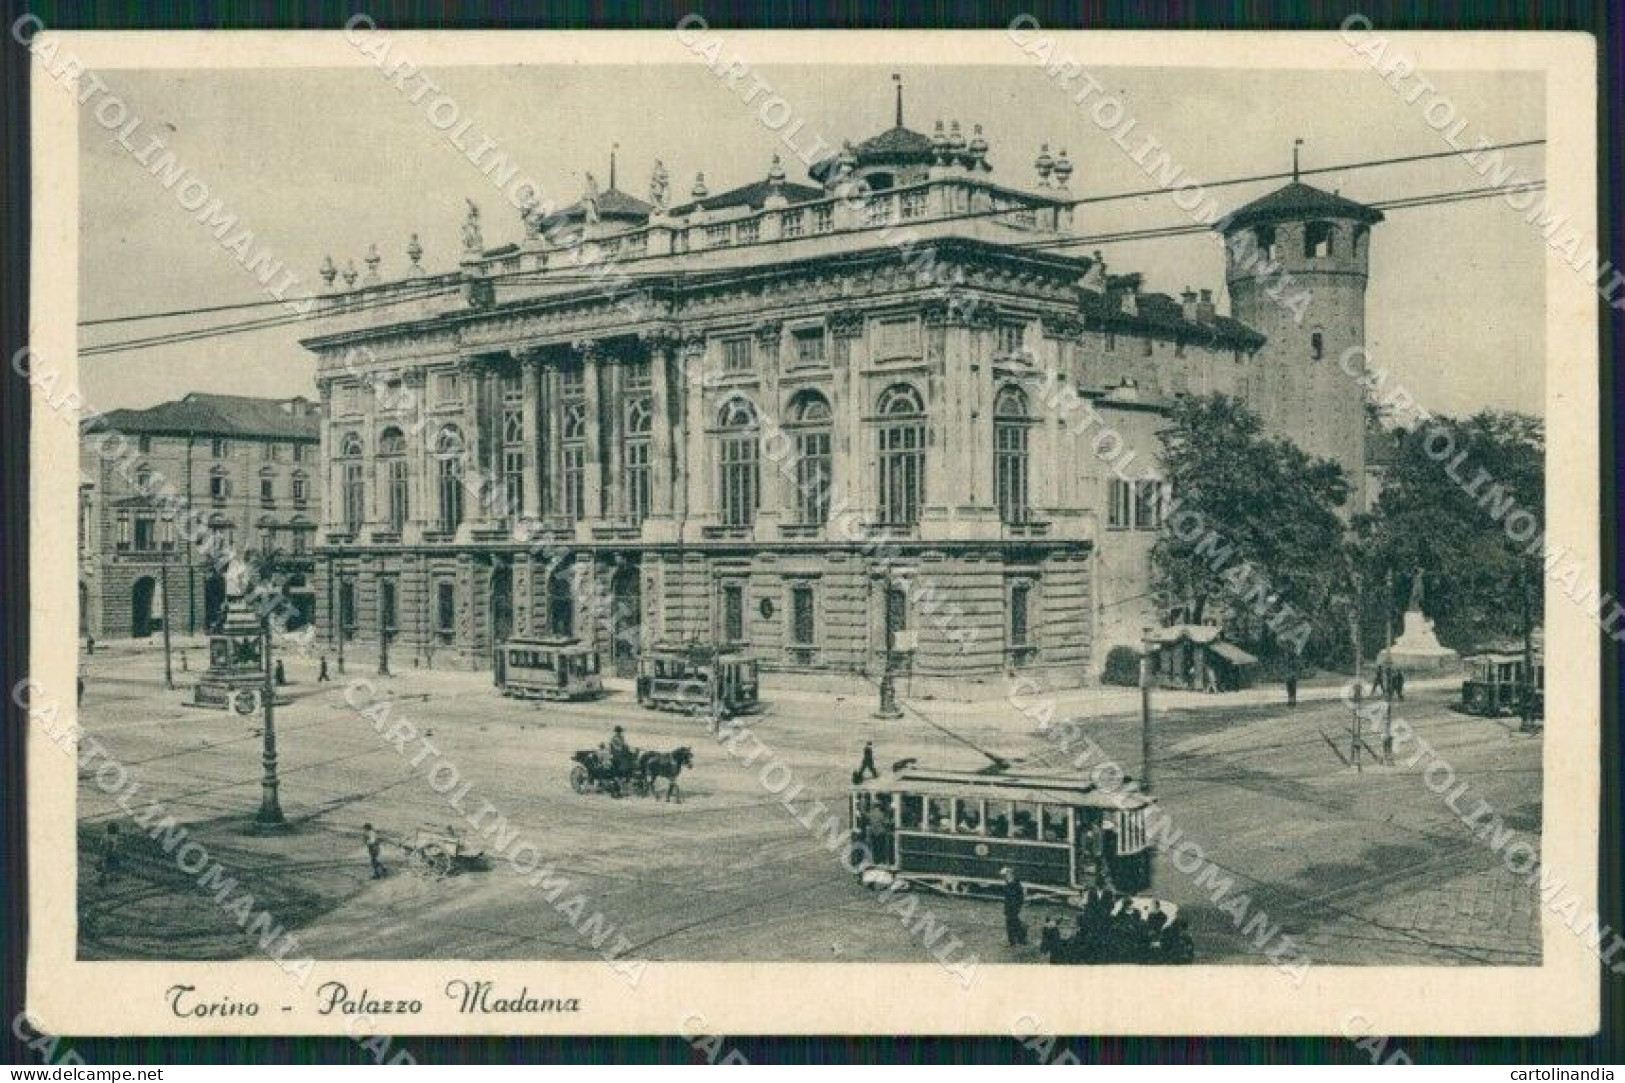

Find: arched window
<box><xmin>787</xmin><ymin>390</ymin><xmax>833</xmax><ymax>525</ymax></box>
<box><xmin>378</xmin><ymin>426</ymin><xmax>408</xmax><ymax>532</ymax></box>
<box><xmin>562</xmin><ymin>402</ymin><xmax>586</xmax><ymax>520</ymax></box>
<box><xmin>434</xmin><ymin>424</ymin><xmax>464</xmax><ymax>532</ymax></box>
<box><xmin>625</xmin><ymin>397</ymin><xmax>653</xmax><ymax>524</ymax></box>
<box><xmin>339</xmin><ymin>431</ymin><xmax>365</xmax><ymax>532</ymax></box>
<box><xmin>994</xmin><ymin>385</ymin><xmax>1031</xmax><ymax>524</ymax></box>
<box><xmin>717</xmin><ymin>396</ymin><xmax>759</xmax><ymax>528</ymax></box>
<box><xmin>876</xmin><ymin>384</ymin><xmax>925</xmax><ymax>527</ymax></box>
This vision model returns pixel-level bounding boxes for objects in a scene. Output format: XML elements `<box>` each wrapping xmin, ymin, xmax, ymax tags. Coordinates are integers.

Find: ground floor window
<box><xmin>720</xmin><ymin>582</ymin><xmax>746</xmax><ymax>644</ymax></box>
<box><xmin>435</xmin><ymin>581</ymin><xmax>456</xmax><ymax>643</ymax></box>
<box><xmin>339</xmin><ymin>579</ymin><xmax>358</xmax><ymax>638</ymax></box>
<box><xmin>380</xmin><ymin>578</ymin><xmax>397</xmax><ymax>635</ymax></box>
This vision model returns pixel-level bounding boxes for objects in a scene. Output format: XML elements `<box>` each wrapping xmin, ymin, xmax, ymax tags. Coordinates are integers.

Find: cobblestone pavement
<box><xmin>71</xmin><ymin>638</ymin><xmax>1542</xmax><ymax>969</ymax></box>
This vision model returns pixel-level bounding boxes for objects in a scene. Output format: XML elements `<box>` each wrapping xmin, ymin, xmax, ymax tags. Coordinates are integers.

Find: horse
<box><xmin>637</xmin><ymin>747</ymin><xmax>694</xmax><ymax>802</ymax></box>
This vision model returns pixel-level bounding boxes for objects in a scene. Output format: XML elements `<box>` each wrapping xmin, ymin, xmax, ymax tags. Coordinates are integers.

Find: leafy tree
<box><xmin>1356</xmin><ymin>410</ymin><xmax>1544</xmax><ymax>650</ymax></box>
<box><xmin>1150</xmin><ymin>394</ymin><xmax>1351</xmax><ymax>662</ymax></box>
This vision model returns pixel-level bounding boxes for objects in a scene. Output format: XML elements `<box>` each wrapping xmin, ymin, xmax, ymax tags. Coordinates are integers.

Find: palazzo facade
<box><xmin>303</xmin><ymin>104</ymin><xmax>1375</xmax><ymax>690</ymax></box>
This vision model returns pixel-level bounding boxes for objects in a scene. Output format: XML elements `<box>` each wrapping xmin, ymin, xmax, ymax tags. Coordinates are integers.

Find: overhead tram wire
<box><xmin>80</xmin><ymin>165</ymin><xmax>1546</xmax><ymax>357</ymax></box>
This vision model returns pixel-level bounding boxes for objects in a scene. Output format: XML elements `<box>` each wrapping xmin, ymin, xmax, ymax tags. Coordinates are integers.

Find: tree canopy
<box><xmin>1356</xmin><ymin>410</ymin><xmax>1544</xmax><ymax>650</ymax></box>
<box><xmin>1150</xmin><ymin>394</ymin><xmax>1351</xmax><ymax>661</ymax></box>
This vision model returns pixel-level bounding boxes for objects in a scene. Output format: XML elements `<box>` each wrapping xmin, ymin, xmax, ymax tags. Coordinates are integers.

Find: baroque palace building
<box><xmin>302</xmin><ymin>95</ymin><xmax>1379</xmax><ymax>690</ymax></box>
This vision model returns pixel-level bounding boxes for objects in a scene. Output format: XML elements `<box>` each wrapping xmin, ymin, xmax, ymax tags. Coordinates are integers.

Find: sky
<box><xmin>77</xmin><ymin>60</ymin><xmax>1547</xmax><ymax>419</ymax></box>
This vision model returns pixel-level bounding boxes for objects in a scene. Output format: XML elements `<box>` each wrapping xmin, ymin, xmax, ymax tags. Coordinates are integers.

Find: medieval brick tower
<box><xmin>1220</xmin><ymin>175</ymin><xmax>1383</xmax><ymax>511</ymax></box>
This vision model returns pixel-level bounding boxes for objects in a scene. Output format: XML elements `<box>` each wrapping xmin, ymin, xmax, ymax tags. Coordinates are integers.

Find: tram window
<box><xmin>1012</xmin><ymin>803</ymin><xmax>1038</xmax><ymax>840</ymax></box>
<box><xmin>957</xmin><ymin>800</ymin><xmax>984</xmax><ymax>834</ymax></box>
<box><xmin>873</xmin><ymin>794</ymin><xmax>895</xmax><ymax>826</ymax></box>
<box><xmin>1041</xmin><ymin>806</ymin><xmax>1069</xmax><ymax>842</ymax></box>
<box><xmin>900</xmin><ymin>795</ymin><xmax>923</xmax><ymax>830</ymax></box>
<box><xmin>927</xmin><ymin>797</ymin><xmax>952</xmax><ymax>833</ymax></box>
<box><xmin>986</xmin><ymin>800</ymin><xmax>1012</xmax><ymax>838</ymax></box>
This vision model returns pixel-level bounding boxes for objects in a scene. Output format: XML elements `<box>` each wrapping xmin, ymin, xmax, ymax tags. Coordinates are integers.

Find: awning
<box><xmin>1210</xmin><ymin>642</ymin><xmax>1259</xmax><ymax>666</ymax></box>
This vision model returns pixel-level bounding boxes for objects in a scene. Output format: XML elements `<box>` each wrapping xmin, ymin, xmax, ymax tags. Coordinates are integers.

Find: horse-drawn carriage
<box><xmin>636</xmin><ymin>641</ymin><xmax>759</xmax><ymax>721</ymax></box>
<box><xmin>497</xmin><ymin>636</ymin><xmax>604</xmax><ymax>702</ymax></box>
<box><xmin>569</xmin><ymin>746</ymin><xmax>648</xmax><ymax>798</ymax></box>
<box><xmin>569</xmin><ymin>743</ymin><xmax>695</xmax><ymax>801</ymax></box>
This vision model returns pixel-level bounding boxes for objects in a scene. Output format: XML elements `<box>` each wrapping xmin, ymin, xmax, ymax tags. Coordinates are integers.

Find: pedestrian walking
<box><xmin>85</xmin><ymin>634</ymin><xmax>96</xmax><ymax>656</ymax></box>
<box><xmin>1000</xmin><ymin>866</ymin><xmax>1028</xmax><ymax>947</ymax></box>
<box><xmin>1284</xmin><ymin>670</ymin><xmax>1298</xmax><ymax>707</ymax></box>
<box><xmin>363</xmin><ymin>822</ymin><xmax>386</xmax><ymax>879</ymax></box>
<box><xmin>1393</xmin><ymin>668</ymin><xmax>1405</xmax><ymax>701</ymax></box>
<box><xmin>274</xmin><ymin>660</ymin><xmax>287</xmax><ymax>686</ymax></box>
<box><xmin>77</xmin><ymin>674</ymin><xmax>85</xmax><ymax>706</ymax></box>
<box><xmin>318</xmin><ymin>654</ymin><xmax>330</xmax><ymax>683</ymax></box>
<box><xmin>96</xmin><ymin>822</ymin><xmax>121</xmax><ymax>884</ymax></box>
<box><xmin>856</xmin><ymin>740</ymin><xmax>879</xmax><ymax>782</ymax></box>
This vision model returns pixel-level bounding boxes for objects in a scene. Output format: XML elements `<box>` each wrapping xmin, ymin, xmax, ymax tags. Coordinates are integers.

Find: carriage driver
<box><xmin>608</xmin><ymin>725</ymin><xmax>634</xmax><ymax>774</ymax></box>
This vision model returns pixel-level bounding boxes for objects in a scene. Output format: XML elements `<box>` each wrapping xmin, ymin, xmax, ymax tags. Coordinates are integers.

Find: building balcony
<box><xmin>777</xmin><ymin>522</ymin><xmax>826</xmax><ymax>542</ymax></box>
<box><xmin>701</xmin><ymin>523</ymin><xmax>754</xmax><ymax>542</ymax></box>
<box><xmin>1001</xmin><ymin>517</ymin><xmax>1052</xmax><ymax>539</ymax></box>
<box><xmin>591</xmin><ymin>519</ymin><xmax>645</xmax><ymax>542</ymax></box>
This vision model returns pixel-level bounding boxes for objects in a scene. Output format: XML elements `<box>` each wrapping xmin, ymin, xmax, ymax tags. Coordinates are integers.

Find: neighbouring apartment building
<box><xmin>299</xmin><ymin>91</ymin><xmax>1378</xmax><ymax>688</ymax></box>
<box><xmin>79</xmin><ymin>392</ymin><xmax>323</xmax><ymax>640</ymax></box>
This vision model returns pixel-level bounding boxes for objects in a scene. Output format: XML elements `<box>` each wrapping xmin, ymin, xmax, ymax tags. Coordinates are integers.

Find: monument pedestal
<box><xmin>194</xmin><ymin>596</ymin><xmax>289</xmax><ymax>711</ymax></box>
<box><xmin>1381</xmin><ymin>607</ymin><xmax>1460</xmax><ymax>673</ymax></box>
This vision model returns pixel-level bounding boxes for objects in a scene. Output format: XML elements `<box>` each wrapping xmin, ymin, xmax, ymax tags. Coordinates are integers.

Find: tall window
<box><xmin>788</xmin><ymin>390</ymin><xmax>832</xmax><ymax>525</ymax></box>
<box><xmin>292</xmin><ymin>473</ymin><xmax>308</xmax><ymax>506</ymax></box>
<box><xmin>562</xmin><ymin>402</ymin><xmax>586</xmax><ymax>521</ymax></box>
<box><xmin>378</xmin><ymin>427</ymin><xmax>408</xmax><ymax>532</ymax></box>
<box><xmin>435</xmin><ymin>425</ymin><xmax>464</xmax><ymax>532</ymax></box>
<box><xmin>380</xmin><ymin>579</ymin><xmax>398</xmax><ymax>636</ymax></box>
<box><xmin>625</xmin><ymin>397</ymin><xmax>652</xmax><ymax>524</ymax></box>
<box><xmin>209</xmin><ymin>468</ymin><xmax>231</xmax><ymax>503</ymax></box>
<box><xmin>994</xmin><ymin>385</ymin><xmax>1031</xmax><ymax>524</ymax></box>
<box><xmin>339</xmin><ymin>431</ymin><xmax>365</xmax><ymax>532</ymax></box>
<box><xmin>211</xmin><ymin>437</ymin><xmax>229</xmax><ymax>458</ymax></box>
<box><xmin>790</xmin><ymin>585</ymin><xmax>816</xmax><ymax>647</ymax></box>
<box><xmin>338</xmin><ymin>579</ymin><xmax>358</xmax><ymax>638</ymax></box>
<box><xmin>547</xmin><ymin>563</ymin><xmax>575</xmax><ymax>637</ymax></box>
<box><xmin>1108</xmin><ymin>478</ymin><xmax>1132</xmax><ymax>529</ymax></box>
<box><xmin>996</xmin><ymin>321</ymin><xmax>1026</xmax><ymax>357</ymax></box>
<box><xmin>877</xmin><ymin>384</ymin><xmax>925</xmax><ymax>527</ymax></box>
<box><xmin>717</xmin><ymin>397</ymin><xmax>759</xmax><ymax>528</ymax></box>
<box><xmin>133</xmin><ymin>515</ymin><xmax>155</xmax><ymax>552</ymax></box>
<box><xmin>501</xmin><ymin>373</ymin><xmax>525</xmax><ymax>520</ymax></box>
<box><xmin>435</xmin><ymin>581</ymin><xmax>456</xmax><ymax>643</ymax></box>
<box><xmin>721</xmin><ymin>582</ymin><xmax>746</xmax><ymax>644</ymax></box>
<box><xmin>1010</xmin><ymin>582</ymin><xmax>1032</xmax><ymax>647</ymax></box>
<box><xmin>259</xmin><ymin>471</ymin><xmax>275</xmax><ymax>506</ymax></box>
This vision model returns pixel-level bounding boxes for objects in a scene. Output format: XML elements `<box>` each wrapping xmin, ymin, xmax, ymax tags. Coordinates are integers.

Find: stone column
<box><xmin>362</xmin><ymin>372</ymin><xmax>381</xmax><ymax>531</ymax></box>
<box><xmin>828</xmin><ymin>309</ymin><xmax>866</xmax><ymax>524</ymax></box>
<box><xmin>458</xmin><ymin>358</ymin><xmax>486</xmax><ymax>530</ymax></box>
<box><xmin>642</xmin><ymin>329</ymin><xmax>679</xmax><ymax>535</ymax></box>
<box><xmin>577</xmin><ymin>340</ymin><xmax>604</xmax><ymax>524</ymax></box>
<box><xmin>520</xmin><ymin>355</ymin><xmax>542</xmax><ymax>522</ymax></box>
<box><xmin>681</xmin><ymin>333</ymin><xmax>709</xmax><ymax>522</ymax></box>
<box><xmin>604</xmin><ymin>360</ymin><xmax>624</xmax><ymax>521</ymax></box>
<box><xmin>541</xmin><ymin>361</ymin><xmax>562</xmax><ymax>522</ymax></box>
<box><xmin>753</xmin><ymin>319</ymin><xmax>784</xmax><ymax>532</ymax></box>
<box><xmin>402</xmin><ymin>370</ymin><xmax>428</xmax><ymax>540</ymax></box>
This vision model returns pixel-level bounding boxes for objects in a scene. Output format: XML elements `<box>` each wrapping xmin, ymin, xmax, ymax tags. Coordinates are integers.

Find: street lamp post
<box><xmin>1139</xmin><ymin>627</ymin><xmax>1154</xmax><ymax>794</ymax></box>
<box><xmin>160</xmin><ymin>554</ymin><xmax>175</xmax><ymax>690</ymax></box>
<box><xmin>256</xmin><ymin>618</ymin><xmax>284</xmax><ymax>825</ymax></box>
